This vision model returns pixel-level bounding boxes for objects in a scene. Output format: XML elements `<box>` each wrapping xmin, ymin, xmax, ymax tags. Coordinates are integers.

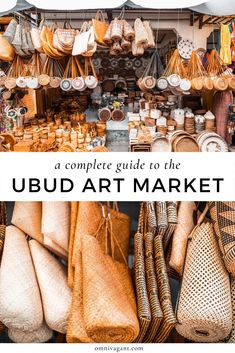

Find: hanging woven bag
<box><xmin>3</xmin><ymin>18</ymin><xmax>18</xmax><ymax>43</ymax></box>
<box><xmin>176</xmin><ymin>205</ymin><xmax>232</xmax><ymax>342</ymax></box>
<box><xmin>92</xmin><ymin>10</ymin><xmax>109</xmax><ymax>46</ymax></box>
<box><xmin>134</xmin><ymin>18</ymin><xmax>148</xmax><ymax>47</ymax></box>
<box><xmin>29</xmin><ymin>240</ymin><xmax>72</xmax><ymax>334</ymax></box>
<box><xmin>0</xmin><ymin>226</ymin><xmax>43</xmax><ymax>331</ymax></box>
<box><xmin>0</xmin><ymin>34</ymin><xmax>15</xmax><ymax>61</ymax></box>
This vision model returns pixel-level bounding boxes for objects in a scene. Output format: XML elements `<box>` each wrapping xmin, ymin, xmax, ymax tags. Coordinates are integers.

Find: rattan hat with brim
<box><xmin>29</xmin><ymin>240</ymin><xmax>72</xmax><ymax>334</ymax></box>
<box><xmin>12</xmin><ymin>202</ymin><xmax>43</xmax><ymax>244</ymax></box>
<box><xmin>0</xmin><ymin>226</ymin><xmax>43</xmax><ymax>331</ymax></box>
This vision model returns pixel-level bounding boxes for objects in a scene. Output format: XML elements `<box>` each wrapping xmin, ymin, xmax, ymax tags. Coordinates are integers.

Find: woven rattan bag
<box><xmin>11</xmin><ymin>202</ymin><xmax>43</xmax><ymax>244</ymax></box>
<box><xmin>134</xmin><ymin>203</ymin><xmax>151</xmax><ymax>342</ymax></box>
<box><xmin>0</xmin><ymin>226</ymin><xmax>43</xmax><ymax>331</ymax></box>
<box><xmin>41</xmin><ymin>201</ymin><xmax>70</xmax><ymax>251</ymax></box>
<box><xmin>176</xmin><ymin>207</ymin><xmax>232</xmax><ymax>342</ymax></box>
<box><xmin>29</xmin><ymin>240</ymin><xmax>72</xmax><ymax>333</ymax></box>
<box><xmin>8</xmin><ymin>322</ymin><xmax>53</xmax><ymax>343</ymax></box>
<box><xmin>82</xmin><ymin>234</ymin><xmax>139</xmax><ymax>343</ymax></box>
<box><xmin>227</xmin><ymin>277</ymin><xmax>235</xmax><ymax>343</ymax></box>
<box><xmin>169</xmin><ymin>202</ymin><xmax>197</xmax><ymax>275</ymax></box>
<box><xmin>163</xmin><ymin>201</ymin><xmax>178</xmax><ymax>251</ymax></box>
<box><xmin>209</xmin><ymin>202</ymin><xmax>235</xmax><ymax>276</ymax></box>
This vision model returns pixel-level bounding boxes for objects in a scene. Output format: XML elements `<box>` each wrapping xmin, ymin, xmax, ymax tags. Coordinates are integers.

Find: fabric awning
<box><xmin>190</xmin><ymin>0</ymin><xmax>235</xmax><ymax>16</ymax></box>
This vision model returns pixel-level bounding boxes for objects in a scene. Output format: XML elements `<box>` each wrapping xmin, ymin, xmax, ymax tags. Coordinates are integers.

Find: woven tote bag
<box><xmin>29</xmin><ymin>240</ymin><xmax>72</xmax><ymax>334</ymax></box>
<box><xmin>169</xmin><ymin>202</ymin><xmax>197</xmax><ymax>275</ymax></box>
<box><xmin>228</xmin><ymin>277</ymin><xmax>235</xmax><ymax>343</ymax></box>
<box><xmin>8</xmin><ymin>322</ymin><xmax>53</xmax><ymax>343</ymax></box>
<box><xmin>68</xmin><ymin>202</ymin><xmax>79</xmax><ymax>288</ymax></box>
<box><xmin>11</xmin><ymin>202</ymin><xmax>43</xmax><ymax>244</ymax></box>
<box><xmin>209</xmin><ymin>202</ymin><xmax>235</xmax><ymax>276</ymax></box>
<box><xmin>163</xmin><ymin>202</ymin><xmax>178</xmax><ymax>251</ymax></box>
<box><xmin>82</xmin><ymin>234</ymin><xmax>139</xmax><ymax>343</ymax></box>
<box><xmin>134</xmin><ymin>203</ymin><xmax>151</xmax><ymax>342</ymax></box>
<box><xmin>0</xmin><ymin>202</ymin><xmax>7</xmax><ymax>333</ymax></box>
<box><xmin>153</xmin><ymin>233</ymin><xmax>176</xmax><ymax>342</ymax></box>
<box><xmin>0</xmin><ymin>226</ymin><xmax>43</xmax><ymax>331</ymax></box>
<box><xmin>176</xmin><ymin>207</ymin><xmax>232</xmax><ymax>342</ymax></box>
<box><xmin>41</xmin><ymin>201</ymin><xmax>70</xmax><ymax>251</ymax></box>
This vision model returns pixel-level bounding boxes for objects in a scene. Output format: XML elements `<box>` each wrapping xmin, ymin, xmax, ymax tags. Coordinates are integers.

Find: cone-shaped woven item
<box><xmin>0</xmin><ymin>226</ymin><xmax>43</xmax><ymax>331</ymax></box>
<box><xmin>29</xmin><ymin>240</ymin><xmax>72</xmax><ymax>333</ymax></box>
<box><xmin>68</xmin><ymin>202</ymin><xmax>79</xmax><ymax>288</ymax></box>
<box><xmin>169</xmin><ymin>202</ymin><xmax>196</xmax><ymax>275</ymax></box>
<box><xmin>67</xmin><ymin>252</ymin><xmax>93</xmax><ymax>343</ymax></box>
<box><xmin>8</xmin><ymin>322</ymin><xmax>53</xmax><ymax>343</ymax></box>
<box><xmin>42</xmin><ymin>202</ymin><xmax>70</xmax><ymax>251</ymax></box>
<box><xmin>228</xmin><ymin>277</ymin><xmax>235</xmax><ymax>343</ymax></box>
<box><xmin>82</xmin><ymin>234</ymin><xmax>139</xmax><ymax>343</ymax></box>
<box><xmin>43</xmin><ymin>235</ymin><xmax>68</xmax><ymax>260</ymax></box>
<box><xmin>176</xmin><ymin>222</ymin><xmax>232</xmax><ymax>342</ymax></box>
<box><xmin>12</xmin><ymin>202</ymin><xmax>43</xmax><ymax>243</ymax></box>
<box><xmin>209</xmin><ymin>202</ymin><xmax>235</xmax><ymax>276</ymax></box>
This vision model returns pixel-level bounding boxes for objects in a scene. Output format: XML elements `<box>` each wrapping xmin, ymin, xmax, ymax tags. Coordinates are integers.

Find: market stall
<box><xmin>0</xmin><ymin>3</ymin><xmax>234</xmax><ymax>152</ymax></box>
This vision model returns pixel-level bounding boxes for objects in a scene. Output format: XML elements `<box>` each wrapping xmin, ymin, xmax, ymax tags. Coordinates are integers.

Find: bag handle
<box><xmin>95</xmin><ymin>10</ymin><xmax>106</xmax><ymax>22</ymax></box>
<box><xmin>63</xmin><ymin>20</ymin><xmax>73</xmax><ymax>29</ymax></box>
<box><xmin>85</xmin><ymin>57</ymin><xmax>97</xmax><ymax>79</ymax></box>
<box><xmin>74</xmin><ymin>56</ymin><xmax>85</xmax><ymax>78</ymax></box>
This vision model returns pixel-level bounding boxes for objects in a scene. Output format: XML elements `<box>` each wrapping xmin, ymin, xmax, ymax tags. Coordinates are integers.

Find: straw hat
<box><xmin>41</xmin><ymin>202</ymin><xmax>70</xmax><ymax>251</ymax></box>
<box><xmin>8</xmin><ymin>322</ymin><xmax>53</xmax><ymax>343</ymax></box>
<box><xmin>11</xmin><ymin>202</ymin><xmax>43</xmax><ymax>243</ymax></box>
<box><xmin>29</xmin><ymin>240</ymin><xmax>72</xmax><ymax>333</ymax></box>
<box><xmin>0</xmin><ymin>226</ymin><xmax>43</xmax><ymax>331</ymax></box>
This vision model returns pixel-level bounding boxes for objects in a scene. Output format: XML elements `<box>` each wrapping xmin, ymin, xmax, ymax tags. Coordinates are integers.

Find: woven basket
<box><xmin>0</xmin><ymin>226</ymin><xmax>43</xmax><ymax>331</ymax></box>
<box><xmin>11</xmin><ymin>202</ymin><xmax>43</xmax><ymax>243</ymax></box>
<box><xmin>29</xmin><ymin>240</ymin><xmax>72</xmax><ymax>333</ymax></box>
<box><xmin>209</xmin><ymin>202</ymin><xmax>235</xmax><ymax>276</ymax></box>
<box><xmin>134</xmin><ymin>204</ymin><xmax>151</xmax><ymax>342</ymax></box>
<box><xmin>82</xmin><ymin>234</ymin><xmax>139</xmax><ymax>343</ymax></box>
<box><xmin>153</xmin><ymin>234</ymin><xmax>176</xmax><ymax>342</ymax></box>
<box><xmin>169</xmin><ymin>202</ymin><xmax>196</xmax><ymax>275</ymax></box>
<box><xmin>68</xmin><ymin>202</ymin><xmax>79</xmax><ymax>288</ymax></box>
<box><xmin>228</xmin><ymin>277</ymin><xmax>235</xmax><ymax>343</ymax></box>
<box><xmin>176</xmin><ymin>216</ymin><xmax>232</xmax><ymax>342</ymax></box>
<box><xmin>8</xmin><ymin>322</ymin><xmax>53</xmax><ymax>343</ymax></box>
<box><xmin>41</xmin><ymin>202</ymin><xmax>70</xmax><ymax>251</ymax></box>
<box><xmin>143</xmin><ymin>231</ymin><xmax>163</xmax><ymax>342</ymax></box>
<box><xmin>0</xmin><ymin>202</ymin><xmax>7</xmax><ymax>333</ymax></box>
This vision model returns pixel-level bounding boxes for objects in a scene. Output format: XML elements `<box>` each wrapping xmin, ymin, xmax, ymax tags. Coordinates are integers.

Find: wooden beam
<box><xmin>202</xmin><ymin>16</ymin><xmax>213</xmax><ymax>27</ymax></box>
<box><xmin>199</xmin><ymin>15</ymin><xmax>204</xmax><ymax>29</ymax></box>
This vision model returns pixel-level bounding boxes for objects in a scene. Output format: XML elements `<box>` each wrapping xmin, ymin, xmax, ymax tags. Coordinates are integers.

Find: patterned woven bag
<box><xmin>156</xmin><ymin>202</ymin><xmax>168</xmax><ymax>238</ymax></box>
<box><xmin>134</xmin><ymin>203</ymin><xmax>151</xmax><ymax>342</ymax></box>
<box><xmin>176</xmin><ymin>205</ymin><xmax>232</xmax><ymax>342</ymax></box>
<box><xmin>209</xmin><ymin>202</ymin><xmax>235</xmax><ymax>276</ymax></box>
<box><xmin>163</xmin><ymin>202</ymin><xmax>178</xmax><ymax>251</ymax></box>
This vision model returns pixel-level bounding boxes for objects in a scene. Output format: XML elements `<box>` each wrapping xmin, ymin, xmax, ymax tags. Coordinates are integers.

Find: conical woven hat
<box><xmin>29</xmin><ymin>240</ymin><xmax>72</xmax><ymax>333</ymax></box>
<box><xmin>82</xmin><ymin>234</ymin><xmax>139</xmax><ymax>343</ymax></box>
<box><xmin>0</xmin><ymin>226</ymin><xmax>43</xmax><ymax>331</ymax></box>
<box><xmin>41</xmin><ymin>202</ymin><xmax>70</xmax><ymax>251</ymax></box>
<box><xmin>176</xmin><ymin>222</ymin><xmax>232</xmax><ymax>342</ymax></box>
<box><xmin>12</xmin><ymin>202</ymin><xmax>43</xmax><ymax>244</ymax></box>
<box><xmin>8</xmin><ymin>322</ymin><xmax>53</xmax><ymax>343</ymax></box>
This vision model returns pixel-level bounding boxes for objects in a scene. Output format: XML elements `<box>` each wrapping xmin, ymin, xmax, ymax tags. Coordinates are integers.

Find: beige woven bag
<box><xmin>228</xmin><ymin>277</ymin><xmax>235</xmax><ymax>343</ymax></box>
<box><xmin>169</xmin><ymin>202</ymin><xmax>197</xmax><ymax>275</ymax></box>
<box><xmin>176</xmin><ymin>207</ymin><xmax>232</xmax><ymax>342</ymax></box>
<box><xmin>0</xmin><ymin>226</ymin><xmax>43</xmax><ymax>331</ymax></box>
<box><xmin>29</xmin><ymin>240</ymin><xmax>72</xmax><ymax>333</ymax></box>
<box><xmin>11</xmin><ymin>202</ymin><xmax>43</xmax><ymax>243</ymax></box>
<box><xmin>8</xmin><ymin>322</ymin><xmax>53</xmax><ymax>343</ymax></box>
<box><xmin>41</xmin><ymin>201</ymin><xmax>70</xmax><ymax>251</ymax></box>
<box><xmin>82</xmin><ymin>234</ymin><xmax>139</xmax><ymax>343</ymax></box>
